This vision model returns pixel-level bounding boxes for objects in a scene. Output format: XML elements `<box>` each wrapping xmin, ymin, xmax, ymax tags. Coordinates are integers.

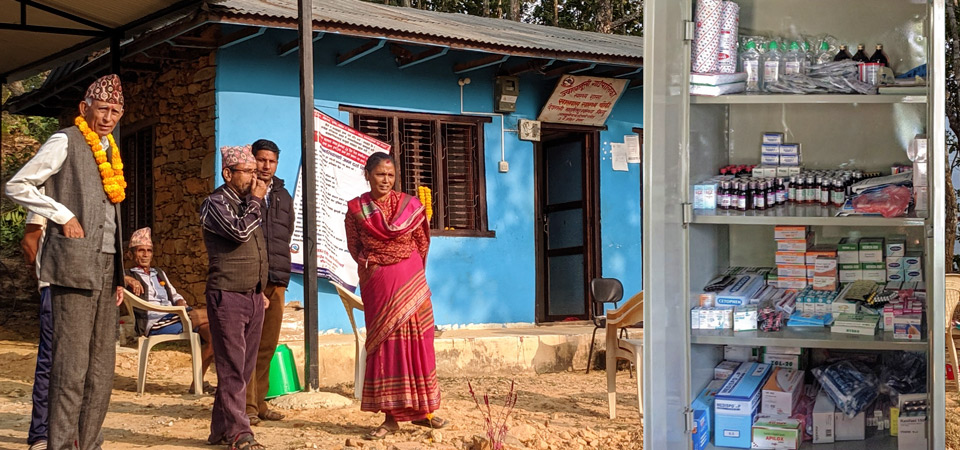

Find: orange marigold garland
<box><xmin>75</xmin><ymin>116</ymin><xmax>126</xmax><ymax>203</ymax></box>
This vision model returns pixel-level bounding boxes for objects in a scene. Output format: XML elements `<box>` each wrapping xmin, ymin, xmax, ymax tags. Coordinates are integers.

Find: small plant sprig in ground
<box><xmin>468</xmin><ymin>380</ymin><xmax>519</xmax><ymax>450</ymax></box>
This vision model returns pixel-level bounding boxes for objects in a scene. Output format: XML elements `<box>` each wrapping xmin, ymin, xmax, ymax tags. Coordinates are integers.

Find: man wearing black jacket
<box><xmin>246</xmin><ymin>139</ymin><xmax>295</xmax><ymax>424</ymax></box>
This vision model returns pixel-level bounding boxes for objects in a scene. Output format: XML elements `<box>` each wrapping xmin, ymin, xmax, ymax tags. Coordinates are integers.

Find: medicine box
<box><xmin>762</xmin><ymin>167</ymin><xmax>778</xmax><ymax>178</ymax></box>
<box><xmin>776</xmin><ymin>166</ymin><xmax>791</xmax><ymax>177</ymax></box>
<box><xmin>858</xmin><ymin>238</ymin><xmax>885</xmax><ymax>263</ymax></box>
<box><xmin>898</xmin><ymin>416</ymin><xmax>927</xmax><ymax>450</ymax></box>
<box><xmin>813</xmin><ymin>276</ymin><xmax>837</xmax><ymax>291</ymax></box>
<box><xmin>893</xmin><ymin>314</ymin><xmax>923</xmax><ymax>340</ymax></box>
<box><xmin>761</xmin><ymin>154</ymin><xmax>780</xmax><ymax>165</ymax></box>
<box><xmin>763</xmin><ymin>132</ymin><xmax>784</xmax><ymax>144</ymax></box>
<box><xmin>861</xmin><ymin>263</ymin><xmax>886</xmax><ymax>282</ymax></box>
<box><xmin>777</xmin><ymin>277</ymin><xmax>807</xmax><ymax>290</ymax></box>
<box><xmin>904</xmin><ymin>252</ymin><xmax>922</xmax><ymax>270</ymax></box>
<box><xmin>913</xmin><ymin>161</ymin><xmax>928</xmax><ymax>187</ymax></box>
<box><xmin>776</xmin><ymin>252</ymin><xmax>806</xmax><ymax>265</ymax></box>
<box><xmin>716</xmin><ymin>274</ymin><xmax>766</xmax><ymax>307</ymax></box>
<box><xmin>692</xmin><ymin>409</ymin><xmax>709</xmax><ymax>450</ymax></box>
<box><xmin>763</xmin><ymin>353</ymin><xmax>800</xmax><ymax>370</ymax></box>
<box><xmin>915</xmin><ymin>186</ymin><xmax>929</xmax><ymax>211</ymax></box>
<box><xmin>837</xmin><ymin>238</ymin><xmax>860</xmax><ymax>264</ymax></box>
<box><xmin>787</xmin><ymin>167</ymin><xmax>801</xmax><ymax>176</ymax></box>
<box><xmin>831</xmin><ymin>299</ymin><xmax>859</xmax><ymax>315</ymax></box>
<box><xmin>778</xmin><ymin>143</ymin><xmax>800</xmax><ymax>156</ymax></box>
<box><xmin>806</xmin><ymin>245</ymin><xmax>838</xmax><ymax>265</ymax></box>
<box><xmin>835</xmin><ymin>411</ymin><xmax>866</xmax><ymax>441</ymax></box>
<box><xmin>774</xmin><ymin>226</ymin><xmax>807</xmax><ymax>240</ymax></box>
<box><xmin>751</xmin><ymin>416</ymin><xmax>801</xmax><ymax>450</ymax></box>
<box><xmin>886</xmin><ymin>237</ymin><xmax>906</xmax><ymax>257</ymax></box>
<box><xmin>776</xmin><ymin>234</ymin><xmax>812</xmax><ymax>252</ymax></box>
<box><xmin>762</xmin><ymin>368</ymin><xmax>804</xmax><ymax>416</ymax></box>
<box><xmin>777</xmin><ymin>265</ymin><xmax>807</xmax><ymax>278</ymax></box>
<box><xmin>812</xmin><ymin>390</ymin><xmax>836</xmax><ymax>443</ymax></box>
<box><xmin>814</xmin><ymin>257</ymin><xmax>837</xmax><ymax>275</ymax></box>
<box><xmin>779</xmin><ymin>155</ymin><xmax>800</xmax><ymax>166</ymax></box>
<box><xmin>761</xmin><ymin>143</ymin><xmax>780</xmax><ymax>154</ymax></box>
<box><xmin>839</xmin><ymin>267</ymin><xmax>862</xmax><ymax>283</ymax></box>
<box><xmin>764</xmin><ymin>346</ymin><xmax>801</xmax><ymax>355</ymax></box>
<box><xmin>905</xmin><ymin>270</ymin><xmax>924</xmax><ymax>283</ymax></box>
<box><xmin>724</xmin><ymin>345</ymin><xmax>760</xmax><ymax>362</ymax></box>
<box><xmin>715</xmin><ymin>362</ymin><xmax>772</xmax><ymax>415</ymax></box>
<box><xmin>734</xmin><ymin>307</ymin><xmax>758</xmax><ymax>331</ymax></box>
<box><xmin>693</xmin><ymin>182</ymin><xmax>718</xmax><ymax>209</ymax></box>
<box><xmin>715</xmin><ymin>361</ymin><xmax>741</xmax><ymax>380</ymax></box>
<box><xmin>692</xmin><ymin>378</ymin><xmax>726</xmax><ymax>446</ymax></box>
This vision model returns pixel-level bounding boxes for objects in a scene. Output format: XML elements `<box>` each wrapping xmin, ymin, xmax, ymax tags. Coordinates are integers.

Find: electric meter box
<box><xmin>494</xmin><ymin>76</ymin><xmax>519</xmax><ymax>113</ymax></box>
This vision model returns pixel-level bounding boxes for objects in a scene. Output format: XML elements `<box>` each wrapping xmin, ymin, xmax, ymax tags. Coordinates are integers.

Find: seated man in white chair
<box><xmin>123</xmin><ymin>227</ymin><xmax>215</xmax><ymax>392</ymax></box>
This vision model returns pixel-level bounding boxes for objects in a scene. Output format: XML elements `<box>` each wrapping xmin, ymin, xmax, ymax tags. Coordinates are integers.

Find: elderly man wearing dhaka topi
<box><xmin>4</xmin><ymin>74</ymin><xmax>128</xmax><ymax>450</ymax></box>
<box><xmin>201</xmin><ymin>145</ymin><xmax>270</xmax><ymax>450</ymax></box>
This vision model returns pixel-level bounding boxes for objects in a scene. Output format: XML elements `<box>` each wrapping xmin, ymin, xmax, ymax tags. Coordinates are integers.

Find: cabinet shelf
<box><xmin>690</xmin><ymin>94</ymin><xmax>926</xmax><ymax>105</ymax></box>
<box><xmin>691</xmin><ymin>328</ymin><xmax>927</xmax><ymax>351</ymax></box>
<box><xmin>692</xmin><ymin>205</ymin><xmax>926</xmax><ymax>227</ymax></box>
<box><xmin>705</xmin><ymin>427</ymin><xmax>899</xmax><ymax>449</ymax></box>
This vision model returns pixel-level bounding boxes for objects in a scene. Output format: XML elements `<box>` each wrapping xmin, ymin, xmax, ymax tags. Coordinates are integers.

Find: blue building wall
<box><xmin>214</xmin><ymin>29</ymin><xmax>642</xmax><ymax>332</ymax></box>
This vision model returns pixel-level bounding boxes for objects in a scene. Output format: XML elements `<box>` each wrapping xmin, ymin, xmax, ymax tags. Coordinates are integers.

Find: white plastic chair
<box><xmin>330</xmin><ymin>281</ymin><xmax>366</xmax><ymax>400</ymax></box>
<box><xmin>121</xmin><ymin>289</ymin><xmax>202</xmax><ymax>395</ymax></box>
<box><xmin>605</xmin><ymin>291</ymin><xmax>644</xmax><ymax>419</ymax></box>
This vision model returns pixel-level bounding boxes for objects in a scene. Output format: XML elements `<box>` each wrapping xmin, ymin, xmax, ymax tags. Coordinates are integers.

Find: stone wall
<box><xmin>121</xmin><ymin>52</ymin><xmax>217</xmax><ymax>304</ymax></box>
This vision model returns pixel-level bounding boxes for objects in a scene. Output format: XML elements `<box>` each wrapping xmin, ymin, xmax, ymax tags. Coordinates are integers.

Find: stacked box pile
<box><xmin>775</xmin><ymin>226</ymin><xmax>812</xmax><ymax>289</ymax></box>
<box><xmin>714</xmin><ymin>362</ymin><xmax>773</xmax><ymax>448</ymax></box>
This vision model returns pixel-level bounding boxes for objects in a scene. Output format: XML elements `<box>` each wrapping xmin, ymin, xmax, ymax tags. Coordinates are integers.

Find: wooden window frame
<box><xmin>342</xmin><ymin>105</ymin><xmax>495</xmax><ymax>238</ymax></box>
<box><xmin>119</xmin><ymin>120</ymin><xmax>156</xmax><ymax>242</ymax></box>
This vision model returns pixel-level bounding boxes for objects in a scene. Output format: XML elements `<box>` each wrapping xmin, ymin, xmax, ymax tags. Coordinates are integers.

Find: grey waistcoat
<box><xmin>39</xmin><ymin>126</ymin><xmax>123</xmax><ymax>291</ymax></box>
<box><xmin>203</xmin><ymin>186</ymin><xmax>269</xmax><ymax>293</ymax></box>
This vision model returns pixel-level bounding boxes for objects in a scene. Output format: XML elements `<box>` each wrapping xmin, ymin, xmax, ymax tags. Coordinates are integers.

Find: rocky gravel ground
<box><xmin>0</xmin><ymin>305</ymin><xmax>642</xmax><ymax>450</ymax></box>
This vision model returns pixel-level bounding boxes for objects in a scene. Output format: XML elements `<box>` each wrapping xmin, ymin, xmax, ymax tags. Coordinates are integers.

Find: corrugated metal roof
<box><xmin>0</xmin><ymin>0</ymin><xmax>198</xmax><ymax>80</ymax></box>
<box><xmin>209</xmin><ymin>0</ymin><xmax>642</xmax><ymax>64</ymax></box>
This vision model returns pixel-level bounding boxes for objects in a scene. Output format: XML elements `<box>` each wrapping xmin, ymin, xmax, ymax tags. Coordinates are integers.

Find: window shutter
<box><xmin>441</xmin><ymin>123</ymin><xmax>478</xmax><ymax>230</ymax></box>
<box><xmin>354</xmin><ymin>114</ymin><xmax>392</xmax><ymax>144</ymax></box>
<box><xmin>397</xmin><ymin>118</ymin><xmax>436</xmax><ymax>200</ymax></box>
<box><xmin>120</xmin><ymin>127</ymin><xmax>154</xmax><ymax>239</ymax></box>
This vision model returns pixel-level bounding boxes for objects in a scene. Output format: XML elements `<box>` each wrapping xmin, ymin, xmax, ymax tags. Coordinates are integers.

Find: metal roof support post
<box><xmin>298</xmin><ymin>0</ymin><xmax>320</xmax><ymax>390</ymax></box>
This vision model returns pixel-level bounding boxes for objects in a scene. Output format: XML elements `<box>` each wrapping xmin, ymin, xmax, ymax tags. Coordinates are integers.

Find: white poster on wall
<box><xmin>289</xmin><ymin>109</ymin><xmax>391</xmax><ymax>289</ymax></box>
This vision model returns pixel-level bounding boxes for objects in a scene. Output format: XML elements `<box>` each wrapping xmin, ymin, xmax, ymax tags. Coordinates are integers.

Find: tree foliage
<box><xmin>365</xmin><ymin>0</ymin><xmax>642</xmax><ymax>35</ymax></box>
<box><xmin>947</xmin><ymin>2</ymin><xmax>960</xmax><ymax>272</ymax></box>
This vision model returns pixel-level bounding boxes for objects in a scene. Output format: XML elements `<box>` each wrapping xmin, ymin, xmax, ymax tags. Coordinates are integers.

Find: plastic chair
<box><xmin>121</xmin><ymin>289</ymin><xmax>202</xmax><ymax>395</ymax></box>
<box><xmin>330</xmin><ymin>281</ymin><xmax>366</xmax><ymax>400</ymax></box>
<box><xmin>605</xmin><ymin>291</ymin><xmax>644</xmax><ymax>419</ymax></box>
<box><xmin>586</xmin><ymin>278</ymin><xmax>629</xmax><ymax>374</ymax></box>
<box><xmin>946</xmin><ymin>274</ymin><xmax>960</xmax><ymax>393</ymax></box>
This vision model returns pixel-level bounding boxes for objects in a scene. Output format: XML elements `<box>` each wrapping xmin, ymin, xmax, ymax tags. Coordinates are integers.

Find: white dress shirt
<box><xmin>25</xmin><ymin>211</ymin><xmax>50</xmax><ymax>290</ymax></box>
<box><xmin>4</xmin><ymin>132</ymin><xmax>110</xmax><ymax>225</ymax></box>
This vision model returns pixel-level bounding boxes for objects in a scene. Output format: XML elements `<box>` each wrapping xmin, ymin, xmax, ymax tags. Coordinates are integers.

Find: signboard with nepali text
<box><xmin>537</xmin><ymin>75</ymin><xmax>627</xmax><ymax>127</ymax></box>
<box><xmin>289</xmin><ymin>109</ymin><xmax>390</xmax><ymax>289</ymax></box>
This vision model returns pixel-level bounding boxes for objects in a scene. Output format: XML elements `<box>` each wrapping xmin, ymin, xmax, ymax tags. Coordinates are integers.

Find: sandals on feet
<box><xmin>411</xmin><ymin>416</ymin><xmax>449</xmax><ymax>429</ymax></box>
<box><xmin>363</xmin><ymin>425</ymin><xmax>396</xmax><ymax>441</ymax></box>
<box><xmin>231</xmin><ymin>435</ymin><xmax>266</xmax><ymax>450</ymax></box>
<box><xmin>247</xmin><ymin>414</ymin><xmax>261</xmax><ymax>426</ymax></box>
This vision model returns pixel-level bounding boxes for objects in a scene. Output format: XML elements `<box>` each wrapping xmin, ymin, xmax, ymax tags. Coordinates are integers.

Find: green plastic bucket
<box><xmin>265</xmin><ymin>344</ymin><xmax>302</xmax><ymax>399</ymax></box>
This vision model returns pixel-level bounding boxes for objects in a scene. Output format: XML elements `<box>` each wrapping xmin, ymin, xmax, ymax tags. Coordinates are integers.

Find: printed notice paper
<box><xmin>625</xmin><ymin>134</ymin><xmax>641</xmax><ymax>163</ymax></box>
<box><xmin>290</xmin><ymin>109</ymin><xmax>390</xmax><ymax>289</ymax></box>
<box><xmin>611</xmin><ymin>142</ymin><xmax>628</xmax><ymax>171</ymax></box>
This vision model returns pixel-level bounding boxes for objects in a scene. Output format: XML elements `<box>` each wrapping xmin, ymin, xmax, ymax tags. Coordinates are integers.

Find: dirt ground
<box><xmin>0</xmin><ymin>299</ymin><xmax>643</xmax><ymax>450</ymax></box>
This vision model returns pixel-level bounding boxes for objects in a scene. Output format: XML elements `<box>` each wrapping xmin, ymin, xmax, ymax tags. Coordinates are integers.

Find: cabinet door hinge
<box><xmin>684</xmin><ymin>20</ymin><xmax>696</xmax><ymax>41</ymax></box>
<box><xmin>682</xmin><ymin>203</ymin><xmax>693</xmax><ymax>225</ymax></box>
<box><xmin>683</xmin><ymin>407</ymin><xmax>695</xmax><ymax>433</ymax></box>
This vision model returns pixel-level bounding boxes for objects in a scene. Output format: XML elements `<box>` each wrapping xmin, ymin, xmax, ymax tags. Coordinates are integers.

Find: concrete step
<box><xmin>277</xmin><ymin>307</ymin><xmax>639</xmax><ymax>387</ymax></box>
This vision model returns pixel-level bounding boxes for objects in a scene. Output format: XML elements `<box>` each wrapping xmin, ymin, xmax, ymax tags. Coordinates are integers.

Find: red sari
<box><xmin>345</xmin><ymin>190</ymin><xmax>439</xmax><ymax>421</ymax></box>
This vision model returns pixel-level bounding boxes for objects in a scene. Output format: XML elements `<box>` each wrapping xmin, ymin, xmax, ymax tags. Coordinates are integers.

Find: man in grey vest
<box><xmin>200</xmin><ymin>145</ymin><xmax>269</xmax><ymax>450</ymax></box>
<box><xmin>5</xmin><ymin>74</ymin><xmax>127</xmax><ymax>450</ymax></box>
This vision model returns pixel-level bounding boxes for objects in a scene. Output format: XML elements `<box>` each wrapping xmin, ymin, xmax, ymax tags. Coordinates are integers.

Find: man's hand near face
<box><xmin>250</xmin><ymin>177</ymin><xmax>268</xmax><ymax>199</ymax></box>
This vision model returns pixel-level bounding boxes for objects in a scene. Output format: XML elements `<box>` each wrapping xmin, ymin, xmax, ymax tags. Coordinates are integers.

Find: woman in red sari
<box><xmin>345</xmin><ymin>152</ymin><xmax>447</xmax><ymax>440</ymax></box>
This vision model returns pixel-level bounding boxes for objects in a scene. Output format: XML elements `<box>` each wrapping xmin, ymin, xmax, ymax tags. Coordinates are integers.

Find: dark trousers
<box><xmin>28</xmin><ymin>286</ymin><xmax>52</xmax><ymax>445</ymax></box>
<box><xmin>49</xmin><ymin>256</ymin><xmax>116</xmax><ymax>450</ymax></box>
<box><xmin>207</xmin><ymin>289</ymin><xmax>264</xmax><ymax>444</ymax></box>
<box><xmin>246</xmin><ymin>282</ymin><xmax>285</xmax><ymax>416</ymax></box>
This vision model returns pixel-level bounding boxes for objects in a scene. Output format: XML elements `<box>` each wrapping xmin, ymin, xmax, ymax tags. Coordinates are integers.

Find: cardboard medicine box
<box><xmin>763</xmin><ymin>132</ymin><xmax>783</xmax><ymax>144</ymax></box>
<box><xmin>761</xmin><ymin>368</ymin><xmax>804</xmax><ymax>416</ymax></box>
<box><xmin>693</xmin><ymin>182</ymin><xmax>718</xmax><ymax>209</ymax></box>
<box><xmin>861</xmin><ymin>263</ymin><xmax>887</xmax><ymax>282</ymax></box>
<box><xmin>692</xmin><ymin>378</ymin><xmax>726</xmax><ymax>449</ymax></box>
<box><xmin>835</xmin><ymin>411</ymin><xmax>866</xmax><ymax>441</ymax></box>
<box><xmin>763</xmin><ymin>353</ymin><xmax>801</xmax><ymax>370</ymax></box>
<box><xmin>886</xmin><ymin>237</ymin><xmax>907</xmax><ymax>257</ymax></box>
<box><xmin>776</xmin><ymin>252</ymin><xmax>806</xmax><ymax>265</ymax></box>
<box><xmin>837</xmin><ymin>238</ymin><xmax>860</xmax><ymax>264</ymax></box>
<box><xmin>692</xmin><ymin>409</ymin><xmax>709</xmax><ymax>450</ymax></box>
<box><xmin>715</xmin><ymin>361</ymin><xmax>741</xmax><ymax>380</ymax></box>
<box><xmin>812</xmin><ymin>390</ymin><xmax>836</xmax><ymax>443</ymax></box>
<box><xmin>778</xmin><ymin>143</ymin><xmax>800</xmax><ymax>155</ymax></box>
<box><xmin>858</xmin><ymin>238</ymin><xmax>885</xmax><ymax>263</ymax></box>
<box><xmin>714</xmin><ymin>362</ymin><xmax>772</xmax><ymax>448</ymax></box>
<box><xmin>751</xmin><ymin>416</ymin><xmax>801</xmax><ymax>449</ymax></box>
<box><xmin>774</xmin><ymin>226</ymin><xmax>807</xmax><ymax>240</ymax></box>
